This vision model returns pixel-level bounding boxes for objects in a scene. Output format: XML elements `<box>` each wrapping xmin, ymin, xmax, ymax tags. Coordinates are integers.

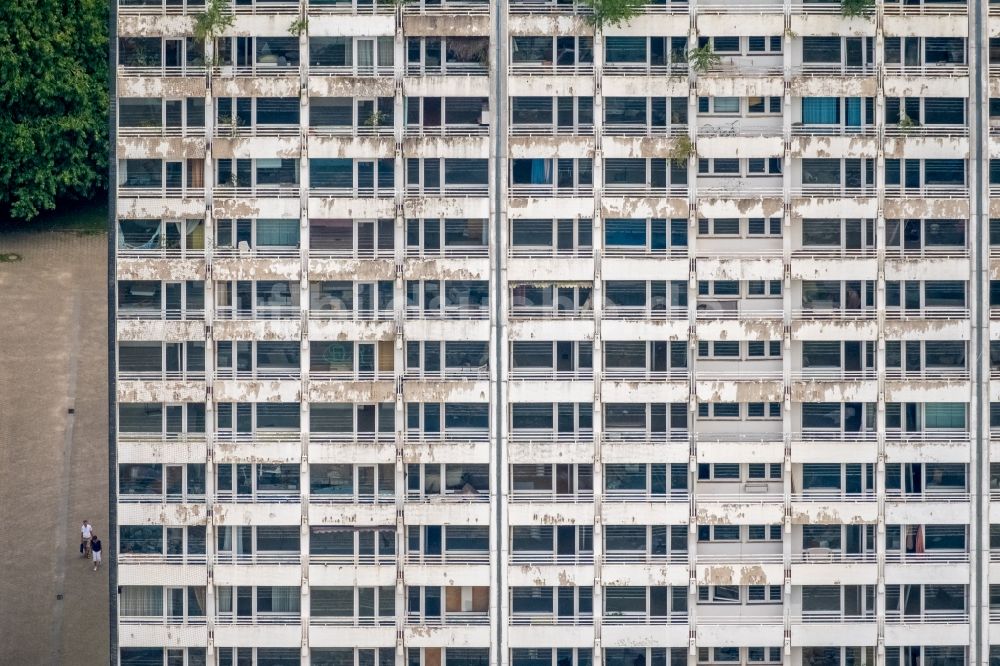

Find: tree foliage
<box><xmin>841</xmin><ymin>0</ymin><xmax>875</xmax><ymax>18</ymax></box>
<box><xmin>581</xmin><ymin>0</ymin><xmax>645</xmax><ymax>30</ymax></box>
<box><xmin>0</xmin><ymin>0</ymin><xmax>109</xmax><ymax>222</ymax></box>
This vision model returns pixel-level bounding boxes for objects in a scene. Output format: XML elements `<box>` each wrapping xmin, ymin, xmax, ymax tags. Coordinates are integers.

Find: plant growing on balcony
<box><xmin>897</xmin><ymin>112</ymin><xmax>918</xmax><ymax>133</ymax></box>
<box><xmin>840</xmin><ymin>0</ymin><xmax>875</xmax><ymax>18</ymax></box>
<box><xmin>686</xmin><ymin>44</ymin><xmax>720</xmax><ymax>74</ymax></box>
<box><xmin>365</xmin><ymin>110</ymin><xmax>387</xmax><ymax>127</ymax></box>
<box><xmin>668</xmin><ymin>134</ymin><xmax>695</xmax><ymax>167</ymax></box>
<box><xmin>288</xmin><ymin>17</ymin><xmax>308</xmax><ymax>37</ymax></box>
<box><xmin>194</xmin><ymin>0</ymin><xmax>234</xmax><ymax>43</ymax></box>
<box><xmin>580</xmin><ymin>0</ymin><xmax>645</xmax><ymax>30</ymax></box>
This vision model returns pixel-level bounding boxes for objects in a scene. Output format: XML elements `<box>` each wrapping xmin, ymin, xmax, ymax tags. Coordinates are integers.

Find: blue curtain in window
<box><xmin>802</xmin><ymin>97</ymin><xmax>838</xmax><ymax>124</ymax></box>
<box><xmin>845</xmin><ymin>97</ymin><xmax>861</xmax><ymax>126</ymax></box>
<box><xmin>530</xmin><ymin>159</ymin><xmax>552</xmax><ymax>185</ymax></box>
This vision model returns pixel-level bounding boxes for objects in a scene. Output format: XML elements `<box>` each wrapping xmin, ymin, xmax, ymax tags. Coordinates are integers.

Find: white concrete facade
<box><xmin>110</xmin><ymin>1</ymin><xmax>1000</xmax><ymax>665</ymax></box>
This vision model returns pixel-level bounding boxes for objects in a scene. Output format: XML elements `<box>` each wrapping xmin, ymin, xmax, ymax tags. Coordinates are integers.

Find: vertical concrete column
<box><xmin>781</xmin><ymin>3</ymin><xmax>793</xmax><ymax>659</ymax></box>
<box><xmin>685</xmin><ymin>5</ymin><xmax>700</xmax><ymax>662</ymax></box>
<box><xmin>492</xmin><ymin>4</ymin><xmax>508</xmax><ymax>666</ymax></box>
<box><xmin>873</xmin><ymin>6</ymin><xmax>887</xmax><ymax>661</ymax></box>
<box><xmin>590</xmin><ymin>24</ymin><xmax>604</xmax><ymax>666</ymax></box>
<box><xmin>393</xmin><ymin>8</ymin><xmax>407</xmax><ymax>666</ymax></box>
<box><xmin>296</xmin><ymin>1</ymin><xmax>311</xmax><ymax>659</ymax></box>
<box><xmin>203</xmin><ymin>26</ymin><xmax>218</xmax><ymax>666</ymax></box>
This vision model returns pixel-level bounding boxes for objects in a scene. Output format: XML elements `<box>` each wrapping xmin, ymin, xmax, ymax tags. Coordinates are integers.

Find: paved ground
<box><xmin>0</xmin><ymin>230</ymin><xmax>110</xmax><ymax>665</ymax></box>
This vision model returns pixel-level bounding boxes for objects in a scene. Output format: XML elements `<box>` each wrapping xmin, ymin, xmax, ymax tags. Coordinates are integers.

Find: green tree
<box><xmin>0</xmin><ymin>0</ymin><xmax>109</xmax><ymax>222</ymax></box>
<box><xmin>581</xmin><ymin>0</ymin><xmax>645</xmax><ymax>30</ymax></box>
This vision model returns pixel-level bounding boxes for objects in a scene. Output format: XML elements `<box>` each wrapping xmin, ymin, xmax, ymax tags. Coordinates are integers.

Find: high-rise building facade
<box><xmin>111</xmin><ymin>0</ymin><xmax>1000</xmax><ymax>664</ymax></box>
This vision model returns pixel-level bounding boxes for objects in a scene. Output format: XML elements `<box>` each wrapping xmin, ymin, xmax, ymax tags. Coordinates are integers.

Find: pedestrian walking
<box><xmin>80</xmin><ymin>520</ymin><xmax>93</xmax><ymax>558</ymax></box>
<box><xmin>91</xmin><ymin>534</ymin><xmax>102</xmax><ymax>572</ymax></box>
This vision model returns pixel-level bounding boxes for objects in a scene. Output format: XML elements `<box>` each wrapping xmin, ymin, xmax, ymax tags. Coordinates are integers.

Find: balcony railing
<box><xmin>510</xmin><ymin>613</ymin><xmax>593</xmax><ymax>626</ymax></box>
<box><xmin>791</xmin><ymin>185</ymin><xmax>877</xmax><ymax>197</ymax></box>
<box><xmin>406</xmin><ymin>490</ymin><xmax>490</xmax><ymax>503</ymax></box>
<box><xmin>508</xmin><ymin>429</ymin><xmax>593</xmax><ymax>443</ymax></box>
<box><xmin>212</xmin><ymin>64</ymin><xmax>299</xmax><ymax>77</ymax></box>
<box><xmin>405</xmin><ymin>428</ymin><xmax>490</xmax><ymax>443</ymax></box>
<box><xmin>601</xmin><ymin>612</ymin><xmax>687</xmax><ymax>625</ymax></box>
<box><xmin>310</xmin><ymin>615</ymin><xmax>395</xmax><ymax>627</ymax></box>
<box><xmin>884</xmin><ymin>367</ymin><xmax>969</xmax><ymax>380</ymax></box>
<box><xmin>790</xmin><ymin>124</ymin><xmax>877</xmax><ymax>137</ymax></box>
<box><xmin>309</xmin><ymin>247</ymin><xmax>394</xmax><ymax>260</ymax></box>
<box><xmin>885</xmin><ymin>184</ymin><xmax>969</xmax><ymax>198</ymax></box>
<box><xmin>309</xmin><ymin>369</ymin><xmax>394</xmax><ymax>381</ymax></box>
<box><xmin>884</xmin><ymin>611</ymin><xmax>969</xmax><ymax>624</ymax></box>
<box><xmin>213</xmin><ymin>245</ymin><xmax>301</xmax><ymax>258</ymax></box>
<box><xmin>118</xmin><ymin>125</ymin><xmax>204</xmax><ymax>138</ymax></box>
<box><xmin>792</xmin><ymin>64</ymin><xmax>876</xmax><ymax>77</ymax></box>
<box><xmin>791</xmin><ymin>368</ymin><xmax>877</xmax><ymax>381</ymax></box>
<box><xmin>604</xmin><ymin>305</ymin><xmax>688</xmax><ymax>320</ymax></box>
<box><xmin>792</xmin><ymin>550</ymin><xmax>875</xmax><ymax>564</ymax></box>
<box><xmin>508</xmin><ymin>246</ymin><xmax>593</xmax><ymax>258</ymax></box>
<box><xmin>796</xmin><ymin>611</ymin><xmax>876</xmax><ymax>624</ymax></box>
<box><xmin>601</xmin><ymin>124</ymin><xmax>687</xmax><ymax>138</ymax></box>
<box><xmin>117</xmin><ymin>492</ymin><xmax>206</xmax><ymax>504</ymax></box>
<box><xmin>404</xmin><ymin>245</ymin><xmax>489</xmax><ymax>259</ymax></box>
<box><xmin>213</xmin><ymin>552</ymin><xmax>300</xmax><ymax>565</ymax></box>
<box><xmin>214</xmin><ymin>367</ymin><xmax>301</xmax><ymax>380</ymax></box>
<box><xmin>402</xmin><ymin>0</ymin><xmax>490</xmax><ymax>14</ymax></box>
<box><xmin>307</xmin><ymin>0</ymin><xmax>394</xmax><ymax>15</ymax></box>
<box><xmin>117</xmin><ymin>65</ymin><xmax>207</xmax><ymax>77</ymax></box>
<box><xmin>117</xmin><ymin>553</ymin><xmax>208</xmax><ymax>565</ymax></box>
<box><xmin>695</xmin><ymin>369</ymin><xmax>784</xmax><ymax>381</ymax></box>
<box><xmin>214</xmin><ymin>184</ymin><xmax>300</xmax><ymax>198</ymax></box>
<box><xmin>698</xmin><ymin>2</ymin><xmax>782</xmax><ymax>12</ymax></box>
<box><xmin>216</xmin><ymin>612</ymin><xmax>301</xmax><ymax>625</ymax></box>
<box><xmin>405</xmin><ymin>183</ymin><xmax>489</xmax><ymax>197</ymax></box>
<box><xmin>309</xmin><ymin>492</ymin><xmax>396</xmax><ymax>505</ymax></box>
<box><xmin>404</xmin><ymin>366</ymin><xmax>490</xmax><ymax>381</ymax></box>
<box><xmin>406</xmin><ymin>123</ymin><xmax>490</xmax><ymax>137</ymax></box>
<box><xmin>603</xmin><ymin>430</ymin><xmax>688</xmax><ymax>444</ymax></box>
<box><xmin>308</xmin><ymin>124</ymin><xmax>394</xmax><ymax>138</ymax></box>
<box><xmin>603</xmin><ymin>552</ymin><xmax>687</xmax><ymax>564</ymax></box>
<box><xmin>117</xmin><ymin>185</ymin><xmax>203</xmax><ymax>199</ymax></box>
<box><xmin>603</xmin><ymin>490</ymin><xmax>689</xmax><ymax>503</ymax></box>
<box><xmin>310</xmin><ymin>185</ymin><xmax>394</xmax><ymax>198</ymax></box>
<box><xmin>698</xmin><ymin>121</ymin><xmax>782</xmax><ymax>138</ymax></box>
<box><xmin>310</xmin><ymin>64</ymin><xmax>394</xmax><ymax>77</ymax></box>
<box><xmin>213</xmin><ymin>123</ymin><xmax>299</xmax><ymax>138</ymax></box>
<box><xmin>791</xmin><ymin>490</ymin><xmax>877</xmax><ymax>502</ymax></box>
<box><xmin>884</xmin><ymin>124</ymin><xmax>968</xmax><ymax>138</ymax></box>
<box><xmin>603</xmin><ymin>184</ymin><xmax>688</xmax><ymax>197</ymax></box>
<box><xmin>307</xmin><ymin>431</ymin><xmax>394</xmax><ymax>444</ymax></box>
<box><xmin>793</xmin><ymin>429</ymin><xmax>878</xmax><ymax>442</ymax></box>
<box><xmin>695</xmin><ymin>614</ymin><xmax>783</xmax><ymax>625</ymax></box>
<box><xmin>695</xmin><ymin>304</ymin><xmax>783</xmax><ymax>321</ymax></box>
<box><xmin>509</xmin><ymin>305</ymin><xmax>593</xmax><ymax>320</ymax></box>
<box><xmin>792</xmin><ymin>308</ymin><xmax>877</xmax><ymax>321</ymax></box>
<box><xmin>602</xmin><ymin>63</ymin><xmax>688</xmax><ymax>76</ymax></box>
<box><xmin>884</xmin><ymin>64</ymin><xmax>969</xmax><ymax>77</ymax></box>
<box><xmin>509</xmin><ymin>63</ymin><xmax>595</xmax><ymax>76</ymax></box>
<box><xmin>405</xmin><ymin>551</ymin><xmax>490</xmax><ymax>565</ymax></box>
<box><xmin>884</xmin><ymin>306</ymin><xmax>970</xmax><ymax>320</ymax></box>
<box><xmin>215</xmin><ymin>491</ymin><xmax>301</xmax><ymax>503</ymax></box>
<box><xmin>509</xmin><ymin>184</ymin><xmax>594</xmax><ymax>198</ymax></box>
<box><xmin>119</xmin><ymin>370</ymin><xmax>207</xmax><ymax>382</ymax></box>
<box><xmin>884</xmin><ymin>489</ymin><xmax>970</xmax><ymax>502</ymax></box>
<box><xmin>214</xmin><ymin>429</ymin><xmax>301</xmax><ymax>443</ymax></box>
<box><xmin>230</xmin><ymin>0</ymin><xmax>299</xmax><ymax>14</ymax></box>
<box><xmin>602</xmin><ymin>368</ymin><xmax>689</xmax><ymax>381</ymax></box>
<box><xmin>309</xmin><ymin>552</ymin><xmax>396</xmax><ymax>565</ymax></box>
<box><xmin>602</xmin><ymin>246</ymin><xmax>688</xmax><ymax>259</ymax></box>
<box><xmin>509</xmin><ymin>551</ymin><xmax>595</xmax><ymax>565</ymax></box>
<box><xmin>405</xmin><ymin>63</ymin><xmax>488</xmax><ymax>77</ymax></box>
<box><xmin>883</xmin><ymin>2</ymin><xmax>967</xmax><ymax>13</ymax></box>
<box><xmin>885</xmin><ymin>550</ymin><xmax>968</xmax><ymax>564</ymax></box>
<box><xmin>118</xmin><ymin>0</ymin><xmax>205</xmax><ymax>14</ymax></box>
<box><xmin>406</xmin><ymin>611</ymin><xmax>490</xmax><ymax>626</ymax></box>
<box><xmin>404</xmin><ymin>305</ymin><xmax>489</xmax><ymax>321</ymax></box>
<box><xmin>120</xmin><ymin>615</ymin><xmax>208</xmax><ymax>626</ymax></box>
<box><xmin>117</xmin><ymin>431</ymin><xmax>207</xmax><ymax>443</ymax></box>
<box><xmin>509</xmin><ymin>490</ymin><xmax>595</xmax><ymax>503</ymax></box>
<box><xmin>308</xmin><ymin>308</ymin><xmax>394</xmax><ymax>322</ymax></box>
<box><xmin>509</xmin><ymin>123</ymin><xmax>594</xmax><ymax>137</ymax></box>
<box><xmin>215</xmin><ymin>305</ymin><xmax>300</xmax><ymax>320</ymax></box>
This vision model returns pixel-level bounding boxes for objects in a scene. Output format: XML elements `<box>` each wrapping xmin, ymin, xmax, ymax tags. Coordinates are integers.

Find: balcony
<box><xmin>405</xmin><ymin>305</ymin><xmax>489</xmax><ymax>321</ymax></box>
<box><xmin>117</xmin><ymin>0</ymin><xmax>205</xmax><ymax>13</ymax></box>
<box><xmin>214</xmin><ymin>184</ymin><xmax>300</xmax><ymax>199</ymax></box>
<box><xmin>402</xmin><ymin>0</ymin><xmax>490</xmax><ymax>14</ymax></box>
<box><xmin>307</xmin><ymin>0</ymin><xmax>394</xmax><ymax>15</ymax></box>
<box><xmin>215</xmin><ymin>305</ymin><xmax>299</xmax><ymax>320</ymax></box>
<box><xmin>510</xmin><ymin>613</ymin><xmax>593</xmax><ymax>626</ymax></box>
<box><xmin>405</xmin><ymin>428</ymin><xmax>490</xmax><ymax>444</ymax></box>
<box><xmin>509</xmin><ymin>489</ymin><xmax>595</xmax><ymax>504</ymax></box>
<box><xmin>601</xmin><ymin>612</ymin><xmax>687</xmax><ymax>626</ymax></box>
<box><xmin>216</xmin><ymin>612</ymin><xmax>300</xmax><ymax>625</ymax></box>
<box><xmin>117</xmin><ymin>64</ymin><xmax>207</xmax><ymax>78</ymax></box>
<box><xmin>212</xmin><ymin>64</ymin><xmax>298</xmax><ymax>78</ymax></box>
<box><xmin>406</xmin><ymin>611</ymin><xmax>490</xmax><ymax>626</ymax></box>
<box><xmin>308</xmin><ymin>308</ymin><xmax>394</xmax><ymax>322</ymax></box>
<box><xmin>696</xmin><ymin>302</ymin><xmax>782</xmax><ymax>321</ymax></box>
<box><xmin>406</xmin><ymin>550</ymin><xmax>490</xmax><ymax>565</ymax></box>
<box><xmin>509</xmin><ymin>551</ymin><xmax>594</xmax><ymax>565</ymax></box>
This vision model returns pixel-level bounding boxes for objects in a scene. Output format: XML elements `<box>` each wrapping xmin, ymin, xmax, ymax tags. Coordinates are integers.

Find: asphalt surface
<box><xmin>0</xmin><ymin>231</ymin><xmax>110</xmax><ymax>665</ymax></box>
